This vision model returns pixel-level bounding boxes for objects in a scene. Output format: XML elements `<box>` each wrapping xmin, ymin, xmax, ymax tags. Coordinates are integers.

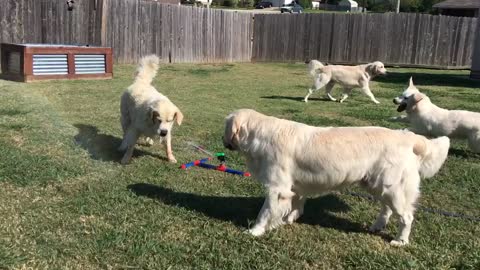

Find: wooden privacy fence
<box><xmin>103</xmin><ymin>0</ymin><xmax>253</xmax><ymax>64</ymax></box>
<box><xmin>0</xmin><ymin>0</ymin><xmax>102</xmax><ymax>47</ymax></box>
<box><xmin>252</xmin><ymin>13</ymin><xmax>478</xmax><ymax>69</ymax></box>
<box><xmin>471</xmin><ymin>17</ymin><xmax>480</xmax><ymax>79</ymax></box>
<box><xmin>0</xmin><ymin>0</ymin><xmax>478</xmax><ymax>69</ymax></box>
<box><xmin>0</xmin><ymin>0</ymin><xmax>254</xmax><ymax>64</ymax></box>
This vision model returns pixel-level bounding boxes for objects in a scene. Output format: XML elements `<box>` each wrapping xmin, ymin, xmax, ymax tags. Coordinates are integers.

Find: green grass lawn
<box><xmin>0</xmin><ymin>63</ymin><xmax>479</xmax><ymax>269</ymax></box>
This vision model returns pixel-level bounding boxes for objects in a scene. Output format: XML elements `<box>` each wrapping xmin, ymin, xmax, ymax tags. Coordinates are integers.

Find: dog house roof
<box><xmin>12</xmin><ymin>43</ymin><xmax>107</xmax><ymax>48</ymax></box>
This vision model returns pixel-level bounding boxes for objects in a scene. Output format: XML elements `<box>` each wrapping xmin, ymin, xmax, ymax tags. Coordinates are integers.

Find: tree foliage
<box><xmin>299</xmin><ymin>0</ymin><xmax>312</xmax><ymax>9</ymax></box>
<box><xmin>365</xmin><ymin>0</ymin><xmax>443</xmax><ymax>13</ymax></box>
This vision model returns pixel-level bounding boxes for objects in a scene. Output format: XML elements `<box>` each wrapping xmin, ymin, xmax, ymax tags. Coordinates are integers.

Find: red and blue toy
<box><xmin>180</xmin><ymin>143</ymin><xmax>251</xmax><ymax>177</ymax></box>
<box><xmin>180</xmin><ymin>157</ymin><xmax>212</xmax><ymax>169</ymax></box>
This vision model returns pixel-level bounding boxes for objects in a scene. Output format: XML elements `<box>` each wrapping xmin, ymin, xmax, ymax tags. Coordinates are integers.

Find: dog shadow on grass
<box><xmin>375</xmin><ymin>71</ymin><xmax>480</xmax><ymax>89</ymax></box>
<box><xmin>74</xmin><ymin>124</ymin><xmax>168</xmax><ymax>162</ymax></box>
<box><xmin>261</xmin><ymin>96</ymin><xmax>330</xmax><ymax>102</ymax></box>
<box><xmin>128</xmin><ymin>183</ymin><xmax>380</xmax><ymax>237</ymax></box>
<box><xmin>262</xmin><ymin>85</ymin><xmax>335</xmax><ymax>102</ymax></box>
<box><xmin>449</xmin><ymin>148</ymin><xmax>480</xmax><ymax>160</ymax></box>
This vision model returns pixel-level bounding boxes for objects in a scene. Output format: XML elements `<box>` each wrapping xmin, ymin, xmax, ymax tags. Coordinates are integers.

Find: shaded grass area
<box><xmin>0</xmin><ymin>63</ymin><xmax>479</xmax><ymax>269</ymax></box>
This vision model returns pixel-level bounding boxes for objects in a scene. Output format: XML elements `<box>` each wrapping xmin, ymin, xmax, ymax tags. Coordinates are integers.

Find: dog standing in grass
<box><xmin>119</xmin><ymin>55</ymin><xmax>184</xmax><ymax>164</ymax></box>
<box><xmin>304</xmin><ymin>60</ymin><xmax>387</xmax><ymax>104</ymax></box>
<box><xmin>224</xmin><ymin>109</ymin><xmax>450</xmax><ymax>246</ymax></box>
<box><xmin>393</xmin><ymin>78</ymin><xmax>480</xmax><ymax>153</ymax></box>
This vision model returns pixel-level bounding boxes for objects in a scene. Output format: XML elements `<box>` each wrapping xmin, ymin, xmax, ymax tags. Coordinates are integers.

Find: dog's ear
<box><xmin>226</xmin><ymin>114</ymin><xmax>240</xmax><ymax>137</ymax></box>
<box><xmin>150</xmin><ymin>108</ymin><xmax>160</xmax><ymax>124</ymax></box>
<box><xmin>412</xmin><ymin>137</ymin><xmax>427</xmax><ymax>157</ymax></box>
<box><xmin>174</xmin><ymin>109</ymin><xmax>184</xmax><ymax>126</ymax></box>
<box><xmin>224</xmin><ymin>113</ymin><xmax>244</xmax><ymax>150</ymax></box>
<box><xmin>375</xmin><ymin>64</ymin><xmax>383</xmax><ymax>74</ymax></box>
<box><xmin>413</xmin><ymin>93</ymin><xmax>423</xmax><ymax>103</ymax></box>
<box><xmin>409</xmin><ymin>77</ymin><xmax>415</xmax><ymax>88</ymax></box>
<box><xmin>406</xmin><ymin>93</ymin><xmax>424</xmax><ymax>112</ymax></box>
<box><xmin>366</xmin><ymin>63</ymin><xmax>376</xmax><ymax>75</ymax></box>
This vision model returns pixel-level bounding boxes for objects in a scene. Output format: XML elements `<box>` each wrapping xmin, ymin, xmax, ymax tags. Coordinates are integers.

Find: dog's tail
<box><xmin>307</xmin><ymin>60</ymin><xmax>324</xmax><ymax>77</ymax></box>
<box><xmin>414</xmin><ymin>136</ymin><xmax>450</xmax><ymax>179</ymax></box>
<box><xmin>134</xmin><ymin>55</ymin><xmax>160</xmax><ymax>85</ymax></box>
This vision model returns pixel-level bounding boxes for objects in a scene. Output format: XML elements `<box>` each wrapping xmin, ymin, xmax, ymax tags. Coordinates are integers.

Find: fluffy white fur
<box><xmin>393</xmin><ymin>78</ymin><xmax>480</xmax><ymax>153</ymax></box>
<box><xmin>224</xmin><ymin>109</ymin><xmax>449</xmax><ymax>246</ymax></box>
<box><xmin>304</xmin><ymin>60</ymin><xmax>387</xmax><ymax>104</ymax></box>
<box><xmin>119</xmin><ymin>55</ymin><xmax>184</xmax><ymax>164</ymax></box>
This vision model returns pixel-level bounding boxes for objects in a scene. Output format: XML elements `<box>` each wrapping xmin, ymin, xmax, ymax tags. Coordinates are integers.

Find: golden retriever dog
<box><xmin>304</xmin><ymin>60</ymin><xmax>387</xmax><ymax>104</ymax></box>
<box><xmin>119</xmin><ymin>55</ymin><xmax>184</xmax><ymax>164</ymax></box>
<box><xmin>392</xmin><ymin>78</ymin><xmax>480</xmax><ymax>153</ymax></box>
<box><xmin>223</xmin><ymin>109</ymin><xmax>449</xmax><ymax>246</ymax></box>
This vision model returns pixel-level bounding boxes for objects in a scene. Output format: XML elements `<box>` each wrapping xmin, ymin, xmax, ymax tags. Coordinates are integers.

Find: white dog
<box><xmin>393</xmin><ymin>78</ymin><xmax>480</xmax><ymax>153</ymax></box>
<box><xmin>304</xmin><ymin>60</ymin><xmax>387</xmax><ymax>104</ymax></box>
<box><xmin>119</xmin><ymin>55</ymin><xmax>184</xmax><ymax>164</ymax></box>
<box><xmin>223</xmin><ymin>109</ymin><xmax>449</xmax><ymax>246</ymax></box>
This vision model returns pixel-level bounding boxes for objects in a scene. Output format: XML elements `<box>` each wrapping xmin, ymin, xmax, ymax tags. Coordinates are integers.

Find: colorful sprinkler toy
<box><xmin>180</xmin><ymin>143</ymin><xmax>251</xmax><ymax>177</ymax></box>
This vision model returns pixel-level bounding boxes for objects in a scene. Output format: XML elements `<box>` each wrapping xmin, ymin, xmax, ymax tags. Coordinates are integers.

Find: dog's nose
<box><xmin>159</xmin><ymin>130</ymin><xmax>168</xmax><ymax>137</ymax></box>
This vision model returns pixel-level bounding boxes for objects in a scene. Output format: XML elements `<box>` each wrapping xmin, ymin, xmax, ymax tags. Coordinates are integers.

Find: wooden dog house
<box><xmin>1</xmin><ymin>43</ymin><xmax>113</xmax><ymax>82</ymax></box>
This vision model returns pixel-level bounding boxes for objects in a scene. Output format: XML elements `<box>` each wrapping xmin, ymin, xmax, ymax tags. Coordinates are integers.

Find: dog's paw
<box><xmin>120</xmin><ymin>158</ymin><xmax>130</xmax><ymax>165</ymax></box>
<box><xmin>373</xmin><ymin>100</ymin><xmax>381</xmax><ymax>104</ymax></box>
<box><xmin>168</xmin><ymin>156</ymin><xmax>177</xmax><ymax>163</ymax></box>
<box><xmin>286</xmin><ymin>210</ymin><xmax>302</xmax><ymax>224</ymax></box>
<box><xmin>247</xmin><ymin>227</ymin><xmax>265</xmax><ymax>237</ymax></box>
<box><xmin>286</xmin><ymin>216</ymin><xmax>295</xmax><ymax>225</ymax></box>
<box><xmin>117</xmin><ymin>143</ymin><xmax>127</xmax><ymax>152</ymax></box>
<box><xmin>304</xmin><ymin>98</ymin><xmax>308</xmax><ymax>103</ymax></box>
<box><xmin>388</xmin><ymin>116</ymin><xmax>398</xmax><ymax>122</ymax></box>
<box><xmin>145</xmin><ymin>137</ymin><xmax>154</xmax><ymax>146</ymax></box>
<box><xmin>326</xmin><ymin>93</ymin><xmax>337</xmax><ymax>102</ymax></box>
<box><xmin>390</xmin><ymin>239</ymin><xmax>408</xmax><ymax>247</ymax></box>
<box><xmin>368</xmin><ymin>224</ymin><xmax>385</xmax><ymax>233</ymax></box>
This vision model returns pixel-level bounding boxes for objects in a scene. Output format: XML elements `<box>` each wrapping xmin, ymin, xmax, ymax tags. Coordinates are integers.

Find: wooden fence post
<box><xmin>470</xmin><ymin>17</ymin><xmax>480</xmax><ymax>79</ymax></box>
<box><xmin>101</xmin><ymin>0</ymin><xmax>108</xmax><ymax>47</ymax></box>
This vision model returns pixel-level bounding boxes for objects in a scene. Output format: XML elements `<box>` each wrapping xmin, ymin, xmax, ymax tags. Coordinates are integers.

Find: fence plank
<box><xmin>0</xmin><ymin>1</ymin><xmax>477</xmax><ymax>68</ymax></box>
<box><xmin>252</xmin><ymin>12</ymin><xmax>477</xmax><ymax>69</ymax></box>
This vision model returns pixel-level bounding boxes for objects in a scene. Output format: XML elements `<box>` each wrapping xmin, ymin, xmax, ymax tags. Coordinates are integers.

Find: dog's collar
<box><xmin>405</xmin><ymin>96</ymin><xmax>424</xmax><ymax>112</ymax></box>
<box><xmin>413</xmin><ymin>97</ymin><xmax>424</xmax><ymax>105</ymax></box>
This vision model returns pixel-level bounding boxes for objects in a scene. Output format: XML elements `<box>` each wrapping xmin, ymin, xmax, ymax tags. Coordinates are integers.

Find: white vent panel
<box><xmin>74</xmin><ymin>54</ymin><xmax>106</xmax><ymax>74</ymax></box>
<box><xmin>33</xmin><ymin>55</ymin><xmax>68</xmax><ymax>75</ymax></box>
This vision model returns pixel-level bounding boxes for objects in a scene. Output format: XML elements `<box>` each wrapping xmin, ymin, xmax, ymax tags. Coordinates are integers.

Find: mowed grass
<box><xmin>0</xmin><ymin>63</ymin><xmax>479</xmax><ymax>269</ymax></box>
